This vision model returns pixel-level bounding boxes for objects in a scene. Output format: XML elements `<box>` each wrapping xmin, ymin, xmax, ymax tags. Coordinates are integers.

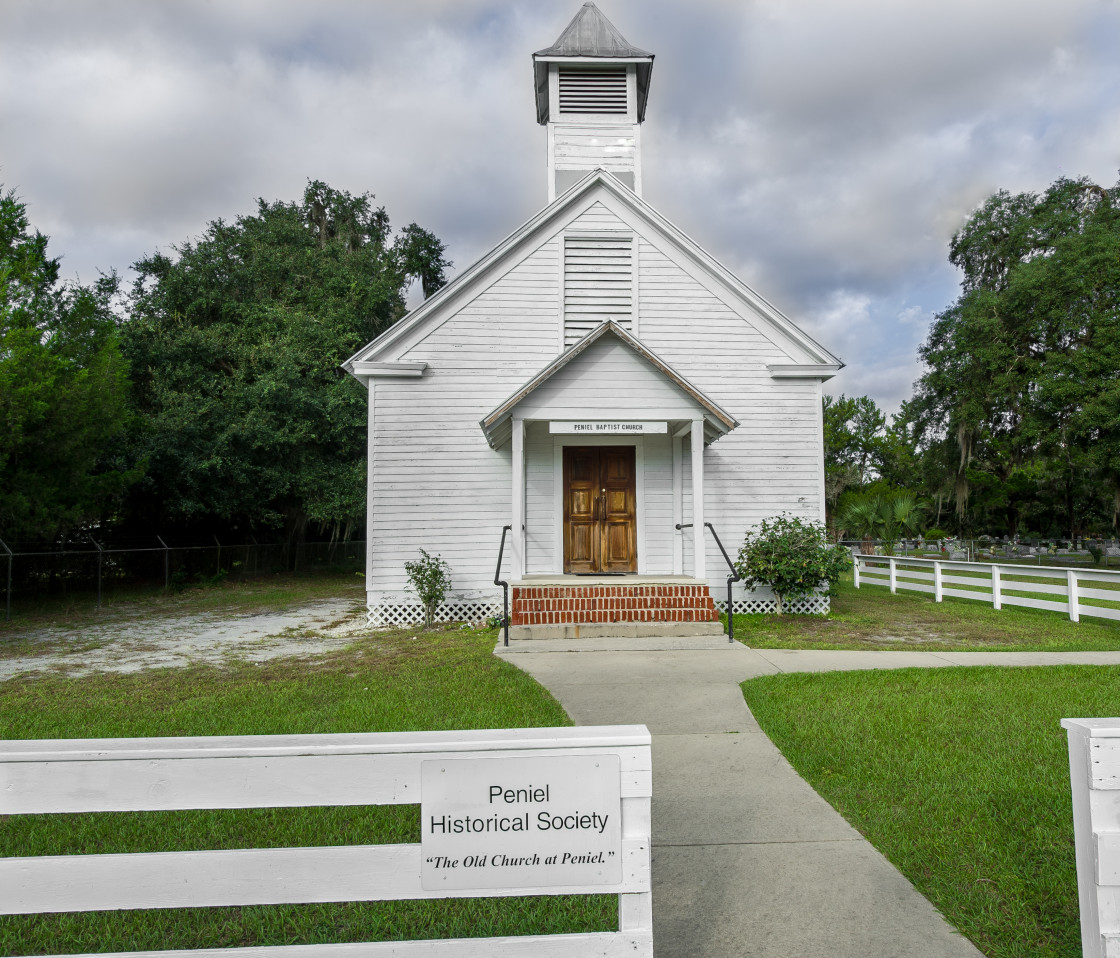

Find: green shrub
<box><xmin>404</xmin><ymin>549</ymin><xmax>452</xmax><ymax>629</ymax></box>
<box><xmin>923</xmin><ymin>528</ymin><xmax>951</xmax><ymax>541</ymax></box>
<box><xmin>735</xmin><ymin>515</ymin><xmax>851</xmax><ymax>615</ymax></box>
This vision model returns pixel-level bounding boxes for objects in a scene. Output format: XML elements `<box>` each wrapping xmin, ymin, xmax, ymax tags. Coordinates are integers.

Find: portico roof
<box><xmin>479</xmin><ymin>320</ymin><xmax>738</xmax><ymax>448</ymax></box>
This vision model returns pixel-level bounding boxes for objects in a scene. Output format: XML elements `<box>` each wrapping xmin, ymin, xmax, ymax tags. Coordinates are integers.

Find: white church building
<box><xmin>344</xmin><ymin>3</ymin><xmax>842</xmax><ymax>635</ymax></box>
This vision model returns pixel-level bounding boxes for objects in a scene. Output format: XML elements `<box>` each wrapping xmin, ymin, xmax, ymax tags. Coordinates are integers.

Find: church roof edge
<box><xmin>342</xmin><ymin>170</ymin><xmax>843</xmax><ymax>377</ymax></box>
<box><xmin>533</xmin><ymin>3</ymin><xmax>652</xmax><ymax>59</ymax></box>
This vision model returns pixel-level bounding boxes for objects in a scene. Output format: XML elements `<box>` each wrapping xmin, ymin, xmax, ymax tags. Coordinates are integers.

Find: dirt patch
<box><xmin>862</xmin><ymin>631</ymin><xmax>953</xmax><ymax>646</ymax></box>
<box><xmin>0</xmin><ymin>599</ymin><xmax>374</xmax><ymax>680</ymax></box>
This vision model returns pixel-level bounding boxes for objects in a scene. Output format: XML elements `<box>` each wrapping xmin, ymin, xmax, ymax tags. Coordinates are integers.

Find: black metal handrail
<box><xmin>676</xmin><ymin>521</ymin><xmax>741</xmax><ymax>644</ymax></box>
<box><xmin>494</xmin><ymin>525</ymin><xmax>512</xmax><ymax>646</ymax></box>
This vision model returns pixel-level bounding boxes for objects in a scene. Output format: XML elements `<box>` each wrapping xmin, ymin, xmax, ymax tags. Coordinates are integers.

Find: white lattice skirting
<box><xmin>367</xmin><ymin>598</ymin><xmax>504</xmax><ymax>628</ymax></box>
<box><xmin>368</xmin><ymin>591</ymin><xmax>830</xmax><ymax>625</ymax></box>
<box><xmin>715</xmin><ymin>595</ymin><xmax>831</xmax><ymax>615</ymax></box>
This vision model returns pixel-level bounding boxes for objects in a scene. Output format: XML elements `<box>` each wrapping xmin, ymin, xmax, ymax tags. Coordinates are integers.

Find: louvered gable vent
<box><xmin>558</xmin><ymin>67</ymin><xmax>628</xmax><ymax>114</ymax></box>
<box><xmin>564</xmin><ymin>235</ymin><xmax>632</xmax><ymax>347</ymax></box>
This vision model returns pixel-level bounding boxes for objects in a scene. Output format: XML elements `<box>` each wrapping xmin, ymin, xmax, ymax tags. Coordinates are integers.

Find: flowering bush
<box><xmin>735</xmin><ymin>515</ymin><xmax>851</xmax><ymax>615</ymax></box>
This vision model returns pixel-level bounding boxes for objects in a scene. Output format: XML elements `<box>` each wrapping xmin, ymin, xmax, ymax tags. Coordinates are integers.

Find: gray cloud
<box><xmin>3</xmin><ymin>0</ymin><xmax>1118</xmax><ymax>417</ymax></box>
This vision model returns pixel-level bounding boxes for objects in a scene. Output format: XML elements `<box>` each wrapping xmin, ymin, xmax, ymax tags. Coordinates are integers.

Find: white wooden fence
<box><xmin>0</xmin><ymin>726</ymin><xmax>653</xmax><ymax>958</ymax></box>
<box><xmin>1063</xmin><ymin>719</ymin><xmax>1120</xmax><ymax>958</ymax></box>
<box><xmin>853</xmin><ymin>554</ymin><xmax>1120</xmax><ymax>623</ymax></box>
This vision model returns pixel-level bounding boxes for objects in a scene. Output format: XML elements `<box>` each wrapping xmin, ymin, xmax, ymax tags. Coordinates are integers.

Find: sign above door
<box><xmin>549</xmin><ymin>421</ymin><xmax>667</xmax><ymax>435</ymax></box>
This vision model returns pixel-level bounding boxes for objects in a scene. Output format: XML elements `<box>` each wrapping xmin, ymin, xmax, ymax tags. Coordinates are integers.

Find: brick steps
<box><xmin>510</xmin><ymin>583</ymin><xmax>719</xmax><ymax>627</ymax></box>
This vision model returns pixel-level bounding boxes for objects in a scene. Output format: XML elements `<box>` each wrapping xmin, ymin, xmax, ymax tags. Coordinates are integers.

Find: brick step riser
<box><xmin>511</xmin><ymin>585</ymin><xmax>720</xmax><ymax>626</ymax></box>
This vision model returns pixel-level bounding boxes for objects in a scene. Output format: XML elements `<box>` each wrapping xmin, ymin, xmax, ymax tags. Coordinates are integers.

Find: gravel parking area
<box><xmin>0</xmin><ymin>598</ymin><xmax>372</xmax><ymax>680</ymax></box>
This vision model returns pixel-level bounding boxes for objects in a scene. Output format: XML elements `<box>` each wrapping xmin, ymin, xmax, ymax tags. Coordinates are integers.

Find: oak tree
<box><xmin>121</xmin><ymin>180</ymin><xmax>449</xmax><ymax>546</ymax></box>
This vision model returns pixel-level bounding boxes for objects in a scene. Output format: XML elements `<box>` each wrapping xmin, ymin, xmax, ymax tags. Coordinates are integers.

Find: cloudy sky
<box><xmin>3</xmin><ymin>0</ymin><xmax>1119</xmax><ymax>413</ymax></box>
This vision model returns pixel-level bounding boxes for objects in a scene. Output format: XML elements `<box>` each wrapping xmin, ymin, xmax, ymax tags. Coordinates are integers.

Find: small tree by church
<box><xmin>735</xmin><ymin>516</ymin><xmax>851</xmax><ymax>614</ymax></box>
<box><xmin>404</xmin><ymin>549</ymin><xmax>452</xmax><ymax>628</ymax></box>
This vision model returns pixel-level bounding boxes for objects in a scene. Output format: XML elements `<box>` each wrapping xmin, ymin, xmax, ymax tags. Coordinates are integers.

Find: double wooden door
<box><xmin>563</xmin><ymin>446</ymin><xmax>637</xmax><ymax>574</ymax></box>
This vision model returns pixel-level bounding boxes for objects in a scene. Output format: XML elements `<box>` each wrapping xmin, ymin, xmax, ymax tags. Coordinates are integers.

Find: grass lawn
<box><xmin>0</xmin><ymin>621</ymin><xmax>615</xmax><ymax>954</ymax></box>
<box><xmin>731</xmin><ymin>577</ymin><xmax>1120</xmax><ymax>651</ymax></box>
<box><xmin>741</xmin><ymin>665</ymin><xmax>1118</xmax><ymax>958</ymax></box>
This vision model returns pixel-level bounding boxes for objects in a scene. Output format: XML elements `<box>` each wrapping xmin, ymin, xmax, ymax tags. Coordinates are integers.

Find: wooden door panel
<box><xmin>564</xmin><ymin>447</ymin><xmax>600</xmax><ymax>574</ymax></box>
<box><xmin>570</xmin><ymin>488</ymin><xmax>595</xmax><ymax>518</ymax></box>
<box><xmin>598</xmin><ymin>446</ymin><xmax>636</xmax><ymax>574</ymax></box>
<box><xmin>563</xmin><ymin>446</ymin><xmax>636</xmax><ymax>574</ymax></box>
<box><xmin>602</xmin><ymin>521</ymin><xmax>633</xmax><ymax>569</ymax></box>
<box><xmin>569</xmin><ymin>524</ymin><xmax>595</xmax><ymax>568</ymax></box>
<box><xmin>604</xmin><ymin>488</ymin><xmax>629</xmax><ymax>515</ymax></box>
<box><xmin>600</xmin><ymin>449</ymin><xmax>631</xmax><ymax>484</ymax></box>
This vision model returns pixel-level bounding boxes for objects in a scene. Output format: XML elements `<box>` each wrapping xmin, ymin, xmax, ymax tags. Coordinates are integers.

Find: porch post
<box><xmin>511</xmin><ymin>417</ymin><xmax>526</xmax><ymax>580</ymax></box>
<box><xmin>672</xmin><ymin>432</ymin><xmax>684</xmax><ymax>575</ymax></box>
<box><xmin>691</xmin><ymin>418</ymin><xmax>706</xmax><ymax>580</ymax></box>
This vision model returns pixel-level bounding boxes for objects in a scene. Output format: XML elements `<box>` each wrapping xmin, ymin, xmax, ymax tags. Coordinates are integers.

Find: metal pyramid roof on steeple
<box><xmin>534</xmin><ymin>2</ymin><xmax>652</xmax><ymax>58</ymax></box>
<box><xmin>533</xmin><ymin>3</ymin><xmax>654</xmax><ymax>124</ymax></box>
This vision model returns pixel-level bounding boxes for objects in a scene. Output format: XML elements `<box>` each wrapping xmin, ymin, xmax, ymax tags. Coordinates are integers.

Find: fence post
<box><xmin>214</xmin><ymin>535</ymin><xmax>221</xmax><ymax>577</ymax></box>
<box><xmin>156</xmin><ymin>535</ymin><xmax>170</xmax><ymax>591</ymax></box>
<box><xmin>853</xmin><ymin>554</ymin><xmax>861</xmax><ymax>588</ymax></box>
<box><xmin>992</xmin><ymin>564</ymin><xmax>1001</xmax><ymax>610</ymax></box>
<box><xmin>90</xmin><ymin>537</ymin><xmax>104</xmax><ymax>609</ymax></box>
<box><xmin>1063</xmin><ymin>719</ymin><xmax>1115</xmax><ymax>958</ymax></box>
<box><xmin>933</xmin><ymin>561</ymin><xmax>943</xmax><ymax>602</ymax></box>
<box><xmin>0</xmin><ymin>537</ymin><xmax>11</xmax><ymax>622</ymax></box>
<box><xmin>889</xmin><ymin>556</ymin><xmax>897</xmax><ymax>594</ymax></box>
<box><xmin>1068</xmin><ymin>569</ymin><xmax>1080</xmax><ymax>623</ymax></box>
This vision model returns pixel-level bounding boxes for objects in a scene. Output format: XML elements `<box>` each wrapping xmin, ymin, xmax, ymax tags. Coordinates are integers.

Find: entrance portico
<box><xmin>482</xmin><ymin>322</ymin><xmax>736</xmax><ymax>633</ymax></box>
<box><xmin>504</xmin><ymin>416</ymin><xmax>715</xmax><ymax>581</ymax></box>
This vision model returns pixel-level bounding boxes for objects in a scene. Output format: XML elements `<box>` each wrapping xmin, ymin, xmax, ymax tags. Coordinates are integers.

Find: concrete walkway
<box><xmin>496</xmin><ymin>639</ymin><xmax>1120</xmax><ymax>957</ymax></box>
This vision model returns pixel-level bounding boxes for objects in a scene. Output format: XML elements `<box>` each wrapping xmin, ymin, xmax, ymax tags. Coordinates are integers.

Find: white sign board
<box><xmin>421</xmin><ymin>754</ymin><xmax>623</xmax><ymax>892</ymax></box>
<box><xmin>549</xmin><ymin>421</ymin><xmax>667</xmax><ymax>435</ymax></box>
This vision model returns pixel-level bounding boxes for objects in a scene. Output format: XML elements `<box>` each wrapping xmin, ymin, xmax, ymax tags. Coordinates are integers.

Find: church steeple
<box><xmin>533</xmin><ymin>3</ymin><xmax>654</xmax><ymax>201</ymax></box>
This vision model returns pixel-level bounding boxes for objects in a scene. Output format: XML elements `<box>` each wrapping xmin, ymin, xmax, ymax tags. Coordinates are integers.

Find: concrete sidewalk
<box><xmin>495</xmin><ymin>640</ymin><xmax>1120</xmax><ymax>957</ymax></box>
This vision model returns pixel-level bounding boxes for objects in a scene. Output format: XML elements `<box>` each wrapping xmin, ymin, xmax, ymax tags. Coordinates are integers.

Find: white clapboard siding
<box><xmin>515</xmin><ymin>338</ymin><xmax>704</xmax><ymax>421</ymax></box>
<box><xmin>370</xmin><ymin>185</ymin><xmax>830</xmax><ymax>598</ymax></box>
<box><xmin>368</xmin><ymin>241</ymin><xmax>564</xmax><ymax>596</ymax></box>
<box><xmin>567</xmin><ymin>202</ymin><xmax>630</xmax><ymax>233</ymax></box>
<box><xmin>2</xmin><ymin>727</ymin><xmax>653</xmax><ymax>958</ymax></box>
<box><xmin>524</xmin><ymin>423</ymin><xmax>556</xmax><ymax>575</ymax></box>
<box><xmin>563</xmin><ymin>235</ymin><xmax>633</xmax><ymax>347</ymax></box>
<box><xmin>641</xmin><ymin>432</ymin><xmax>674</xmax><ymax>574</ymax></box>
<box><xmin>634</xmin><ymin>236</ymin><xmax>825</xmax><ymax>582</ymax></box>
<box><xmin>553</xmin><ymin>127</ymin><xmax>637</xmax><ymax>176</ymax></box>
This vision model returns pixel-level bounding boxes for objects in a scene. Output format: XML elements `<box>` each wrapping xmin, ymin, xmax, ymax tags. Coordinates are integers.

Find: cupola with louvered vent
<box><xmin>533</xmin><ymin>3</ymin><xmax>654</xmax><ymax>202</ymax></box>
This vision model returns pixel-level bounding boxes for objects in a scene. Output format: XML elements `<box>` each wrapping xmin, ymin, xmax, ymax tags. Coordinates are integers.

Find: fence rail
<box><xmin>0</xmin><ymin>537</ymin><xmax>365</xmax><ymax>620</ymax></box>
<box><xmin>1</xmin><ymin>726</ymin><xmax>653</xmax><ymax>958</ymax></box>
<box><xmin>839</xmin><ymin>538</ymin><xmax>1120</xmax><ymax>568</ymax></box>
<box><xmin>853</xmin><ymin>553</ymin><xmax>1120</xmax><ymax>623</ymax></box>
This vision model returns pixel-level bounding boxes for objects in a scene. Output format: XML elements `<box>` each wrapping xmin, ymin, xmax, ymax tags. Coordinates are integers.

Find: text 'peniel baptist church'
<box><xmin>343</xmin><ymin>3</ymin><xmax>843</xmax><ymax>636</ymax></box>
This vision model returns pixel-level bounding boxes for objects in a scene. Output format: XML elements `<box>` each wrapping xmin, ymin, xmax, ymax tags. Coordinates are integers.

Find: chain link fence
<box><xmin>0</xmin><ymin>536</ymin><xmax>365</xmax><ymax>620</ymax></box>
